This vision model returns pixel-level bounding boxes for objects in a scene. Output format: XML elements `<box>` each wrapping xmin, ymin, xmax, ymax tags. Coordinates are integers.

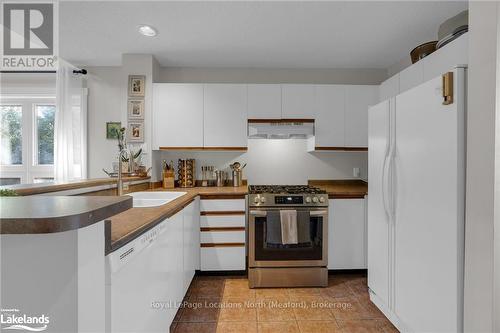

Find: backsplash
<box><xmin>152</xmin><ymin>139</ymin><xmax>367</xmax><ymax>185</ymax></box>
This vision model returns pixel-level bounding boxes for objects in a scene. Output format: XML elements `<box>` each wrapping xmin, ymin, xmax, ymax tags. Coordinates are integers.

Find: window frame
<box><xmin>0</xmin><ymin>95</ymin><xmax>56</xmax><ymax>184</ymax></box>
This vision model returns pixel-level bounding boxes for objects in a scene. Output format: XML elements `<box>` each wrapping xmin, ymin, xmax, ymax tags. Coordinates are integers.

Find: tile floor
<box><xmin>170</xmin><ymin>272</ymin><xmax>399</xmax><ymax>333</ymax></box>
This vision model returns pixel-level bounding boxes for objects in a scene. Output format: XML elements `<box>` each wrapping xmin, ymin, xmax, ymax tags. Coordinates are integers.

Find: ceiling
<box><xmin>59</xmin><ymin>1</ymin><xmax>468</xmax><ymax>69</ymax></box>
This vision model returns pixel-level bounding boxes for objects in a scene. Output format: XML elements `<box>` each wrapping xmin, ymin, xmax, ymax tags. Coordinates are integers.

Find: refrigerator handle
<box><xmin>382</xmin><ymin>146</ymin><xmax>391</xmax><ymax>221</ymax></box>
<box><xmin>388</xmin><ymin>102</ymin><xmax>397</xmax><ymax>224</ymax></box>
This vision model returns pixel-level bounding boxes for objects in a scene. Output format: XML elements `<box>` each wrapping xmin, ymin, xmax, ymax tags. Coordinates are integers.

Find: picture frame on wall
<box><xmin>128</xmin><ymin>75</ymin><xmax>145</xmax><ymax>97</ymax></box>
<box><xmin>106</xmin><ymin>122</ymin><xmax>122</xmax><ymax>139</ymax></box>
<box><xmin>128</xmin><ymin>121</ymin><xmax>144</xmax><ymax>142</ymax></box>
<box><xmin>127</xmin><ymin>99</ymin><xmax>145</xmax><ymax>119</ymax></box>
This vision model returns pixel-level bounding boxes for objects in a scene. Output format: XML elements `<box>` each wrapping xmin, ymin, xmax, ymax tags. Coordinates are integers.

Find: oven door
<box><xmin>248</xmin><ymin>208</ymin><xmax>328</xmax><ymax>267</ymax></box>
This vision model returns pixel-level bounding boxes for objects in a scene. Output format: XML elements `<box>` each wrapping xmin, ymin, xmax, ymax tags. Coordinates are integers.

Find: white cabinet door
<box><xmin>314</xmin><ymin>85</ymin><xmax>345</xmax><ymax>147</ymax></box>
<box><xmin>367</xmin><ymin>100</ymin><xmax>392</xmax><ymax>307</ymax></box>
<box><xmin>182</xmin><ymin>199</ymin><xmax>199</xmax><ymax>294</ymax></box>
<box><xmin>281</xmin><ymin>84</ymin><xmax>315</xmax><ymax>119</ymax></box>
<box><xmin>345</xmin><ymin>85</ymin><xmax>378</xmax><ymax>148</ymax></box>
<box><xmin>166</xmin><ymin>211</ymin><xmax>184</xmax><ymax>308</ymax></box>
<box><xmin>379</xmin><ymin>74</ymin><xmax>399</xmax><ymax>102</ymax></box>
<box><xmin>204</xmin><ymin>84</ymin><xmax>247</xmax><ymax>147</ymax></box>
<box><xmin>247</xmin><ymin>84</ymin><xmax>281</xmax><ymax>119</ymax></box>
<box><xmin>399</xmin><ymin>61</ymin><xmax>424</xmax><ymax>94</ymax></box>
<box><xmin>422</xmin><ymin>33</ymin><xmax>468</xmax><ymax>82</ymax></box>
<box><xmin>153</xmin><ymin>84</ymin><xmax>204</xmax><ymax>149</ymax></box>
<box><xmin>201</xmin><ymin>246</ymin><xmax>246</xmax><ymax>271</ymax></box>
<box><xmin>328</xmin><ymin>198</ymin><xmax>367</xmax><ymax>269</ymax></box>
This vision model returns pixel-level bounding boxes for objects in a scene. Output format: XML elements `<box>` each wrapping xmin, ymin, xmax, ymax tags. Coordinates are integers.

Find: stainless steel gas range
<box><xmin>247</xmin><ymin>185</ymin><xmax>328</xmax><ymax>288</ymax></box>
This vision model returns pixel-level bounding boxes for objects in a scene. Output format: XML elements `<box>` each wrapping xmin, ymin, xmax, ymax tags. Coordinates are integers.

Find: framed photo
<box><xmin>106</xmin><ymin>122</ymin><xmax>122</xmax><ymax>139</ymax></box>
<box><xmin>128</xmin><ymin>75</ymin><xmax>145</xmax><ymax>97</ymax></box>
<box><xmin>128</xmin><ymin>99</ymin><xmax>144</xmax><ymax>119</ymax></box>
<box><xmin>128</xmin><ymin>121</ymin><xmax>144</xmax><ymax>142</ymax></box>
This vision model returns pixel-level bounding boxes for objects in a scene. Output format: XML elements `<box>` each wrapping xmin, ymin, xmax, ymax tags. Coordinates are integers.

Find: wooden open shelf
<box><xmin>158</xmin><ymin>147</ymin><xmax>247</xmax><ymax>151</ymax></box>
<box><xmin>314</xmin><ymin>147</ymin><xmax>368</xmax><ymax>152</ymax></box>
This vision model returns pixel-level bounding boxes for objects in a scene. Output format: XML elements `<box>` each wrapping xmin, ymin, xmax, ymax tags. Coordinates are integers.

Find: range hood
<box><xmin>248</xmin><ymin>119</ymin><xmax>315</xmax><ymax>139</ymax></box>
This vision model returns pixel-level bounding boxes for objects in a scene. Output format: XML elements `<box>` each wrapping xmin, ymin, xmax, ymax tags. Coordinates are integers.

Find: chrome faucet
<box><xmin>117</xmin><ymin>149</ymin><xmax>128</xmax><ymax>196</ymax></box>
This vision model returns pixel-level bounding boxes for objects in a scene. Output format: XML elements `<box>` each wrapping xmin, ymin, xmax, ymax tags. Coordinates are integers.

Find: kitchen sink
<box><xmin>127</xmin><ymin>191</ymin><xmax>187</xmax><ymax>208</ymax></box>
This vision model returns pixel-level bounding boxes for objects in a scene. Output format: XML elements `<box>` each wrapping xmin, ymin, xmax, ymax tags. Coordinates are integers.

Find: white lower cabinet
<box><xmin>328</xmin><ymin>197</ymin><xmax>367</xmax><ymax>269</ymax></box>
<box><xmin>200</xmin><ymin>198</ymin><xmax>247</xmax><ymax>271</ymax></box>
<box><xmin>183</xmin><ymin>199</ymin><xmax>199</xmax><ymax>293</ymax></box>
<box><xmin>201</xmin><ymin>247</ymin><xmax>246</xmax><ymax>271</ymax></box>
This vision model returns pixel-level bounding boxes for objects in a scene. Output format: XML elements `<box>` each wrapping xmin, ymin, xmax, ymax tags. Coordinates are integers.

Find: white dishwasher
<box><xmin>106</xmin><ymin>214</ymin><xmax>182</xmax><ymax>333</ymax></box>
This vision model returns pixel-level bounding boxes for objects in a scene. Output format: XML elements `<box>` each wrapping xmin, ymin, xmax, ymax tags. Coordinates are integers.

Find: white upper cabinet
<box><xmin>378</xmin><ymin>33</ymin><xmax>468</xmax><ymax>102</ymax></box>
<box><xmin>399</xmin><ymin>61</ymin><xmax>424</xmax><ymax>94</ymax></box>
<box><xmin>281</xmin><ymin>84</ymin><xmax>315</xmax><ymax>119</ymax></box>
<box><xmin>379</xmin><ymin>74</ymin><xmax>399</xmax><ymax>102</ymax></box>
<box><xmin>314</xmin><ymin>85</ymin><xmax>345</xmax><ymax>147</ymax></box>
<box><xmin>203</xmin><ymin>84</ymin><xmax>248</xmax><ymax>147</ymax></box>
<box><xmin>153</xmin><ymin>84</ymin><xmax>204</xmax><ymax>149</ymax></box>
<box><xmin>422</xmin><ymin>33</ymin><xmax>468</xmax><ymax>82</ymax></box>
<box><xmin>247</xmin><ymin>84</ymin><xmax>281</xmax><ymax>119</ymax></box>
<box><xmin>345</xmin><ymin>85</ymin><xmax>378</xmax><ymax>148</ymax></box>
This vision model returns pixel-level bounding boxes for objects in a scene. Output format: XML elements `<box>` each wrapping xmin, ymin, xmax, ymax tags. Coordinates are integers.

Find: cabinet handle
<box><xmin>249</xmin><ymin>210</ymin><xmax>267</xmax><ymax>217</ymax></box>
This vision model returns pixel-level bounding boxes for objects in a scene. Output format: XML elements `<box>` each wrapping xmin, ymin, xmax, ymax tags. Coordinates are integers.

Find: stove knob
<box><xmin>254</xmin><ymin>196</ymin><xmax>260</xmax><ymax>204</ymax></box>
<box><xmin>319</xmin><ymin>196</ymin><xmax>325</xmax><ymax>203</ymax></box>
<box><xmin>260</xmin><ymin>197</ymin><xmax>266</xmax><ymax>203</ymax></box>
<box><xmin>312</xmin><ymin>197</ymin><xmax>319</xmax><ymax>203</ymax></box>
<box><xmin>305</xmin><ymin>196</ymin><xmax>312</xmax><ymax>203</ymax></box>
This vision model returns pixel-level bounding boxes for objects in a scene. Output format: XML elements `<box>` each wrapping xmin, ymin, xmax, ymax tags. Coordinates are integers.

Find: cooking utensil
<box><xmin>410</xmin><ymin>41</ymin><xmax>438</xmax><ymax>64</ymax></box>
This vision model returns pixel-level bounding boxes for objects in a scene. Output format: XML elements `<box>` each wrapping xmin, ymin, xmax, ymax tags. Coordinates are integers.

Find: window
<box><xmin>0</xmin><ymin>105</ymin><xmax>22</xmax><ymax>165</ymax></box>
<box><xmin>35</xmin><ymin>104</ymin><xmax>55</xmax><ymax>165</ymax></box>
<box><xmin>0</xmin><ymin>98</ymin><xmax>55</xmax><ymax>184</ymax></box>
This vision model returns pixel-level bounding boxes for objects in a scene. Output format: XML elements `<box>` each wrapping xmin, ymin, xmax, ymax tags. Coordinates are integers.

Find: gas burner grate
<box><xmin>248</xmin><ymin>185</ymin><xmax>326</xmax><ymax>195</ymax></box>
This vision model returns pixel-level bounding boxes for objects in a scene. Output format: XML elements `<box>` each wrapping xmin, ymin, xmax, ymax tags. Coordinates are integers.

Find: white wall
<box><xmin>86</xmin><ymin>55</ymin><xmax>155</xmax><ymax>178</ymax></box>
<box><xmin>464</xmin><ymin>2</ymin><xmax>496</xmax><ymax>332</ymax></box>
<box><xmin>86</xmin><ymin>66</ymin><xmax>123</xmax><ymax>178</ymax></box>
<box><xmin>153</xmin><ymin>139</ymin><xmax>367</xmax><ymax>185</ymax></box>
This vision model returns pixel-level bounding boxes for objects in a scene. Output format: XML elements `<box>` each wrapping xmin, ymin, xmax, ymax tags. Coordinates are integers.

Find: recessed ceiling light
<box><xmin>138</xmin><ymin>25</ymin><xmax>157</xmax><ymax>37</ymax></box>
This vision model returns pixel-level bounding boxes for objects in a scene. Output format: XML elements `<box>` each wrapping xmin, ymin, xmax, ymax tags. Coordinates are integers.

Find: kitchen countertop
<box><xmin>108</xmin><ymin>186</ymin><xmax>248</xmax><ymax>253</ymax></box>
<box><xmin>1</xmin><ymin>176</ymin><xmax>151</xmax><ymax>196</ymax></box>
<box><xmin>308</xmin><ymin>179</ymin><xmax>368</xmax><ymax>198</ymax></box>
<box><xmin>0</xmin><ymin>196</ymin><xmax>132</xmax><ymax>234</ymax></box>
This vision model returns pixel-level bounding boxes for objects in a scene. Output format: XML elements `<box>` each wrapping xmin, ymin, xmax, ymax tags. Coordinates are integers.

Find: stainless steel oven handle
<box><xmin>309</xmin><ymin>210</ymin><xmax>328</xmax><ymax>216</ymax></box>
<box><xmin>249</xmin><ymin>210</ymin><xmax>268</xmax><ymax>217</ymax></box>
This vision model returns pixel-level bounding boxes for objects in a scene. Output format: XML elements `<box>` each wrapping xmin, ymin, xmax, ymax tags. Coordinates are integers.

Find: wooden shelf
<box><xmin>158</xmin><ymin>147</ymin><xmax>247</xmax><ymax>152</ymax></box>
<box><xmin>314</xmin><ymin>147</ymin><xmax>368</xmax><ymax>152</ymax></box>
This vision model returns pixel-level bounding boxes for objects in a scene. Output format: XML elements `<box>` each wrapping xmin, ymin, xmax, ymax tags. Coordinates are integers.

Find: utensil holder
<box><xmin>162</xmin><ymin>170</ymin><xmax>175</xmax><ymax>189</ymax></box>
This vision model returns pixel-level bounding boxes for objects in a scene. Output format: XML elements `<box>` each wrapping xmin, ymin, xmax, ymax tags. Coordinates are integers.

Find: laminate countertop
<box><xmin>0</xmin><ymin>196</ymin><xmax>132</xmax><ymax>234</ymax></box>
<box><xmin>1</xmin><ymin>176</ymin><xmax>151</xmax><ymax>196</ymax></box>
<box><xmin>108</xmin><ymin>186</ymin><xmax>248</xmax><ymax>253</ymax></box>
<box><xmin>308</xmin><ymin>180</ymin><xmax>368</xmax><ymax>198</ymax></box>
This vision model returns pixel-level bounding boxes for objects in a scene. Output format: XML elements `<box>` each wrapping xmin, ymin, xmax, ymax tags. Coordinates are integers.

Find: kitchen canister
<box><xmin>232</xmin><ymin>169</ymin><xmax>242</xmax><ymax>187</ymax></box>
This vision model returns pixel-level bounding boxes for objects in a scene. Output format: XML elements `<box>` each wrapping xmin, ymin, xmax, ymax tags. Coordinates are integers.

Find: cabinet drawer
<box><xmin>200</xmin><ymin>215</ymin><xmax>245</xmax><ymax>228</ymax></box>
<box><xmin>200</xmin><ymin>199</ymin><xmax>245</xmax><ymax>212</ymax></box>
<box><xmin>201</xmin><ymin>246</ymin><xmax>245</xmax><ymax>271</ymax></box>
<box><xmin>200</xmin><ymin>230</ymin><xmax>245</xmax><ymax>243</ymax></box>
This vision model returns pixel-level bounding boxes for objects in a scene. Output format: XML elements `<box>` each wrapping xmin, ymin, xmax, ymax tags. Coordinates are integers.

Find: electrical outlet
<box><xmin>353</xmin><ymin>167</ymin><xmax>360</xmax><ymax>178</ymax></box>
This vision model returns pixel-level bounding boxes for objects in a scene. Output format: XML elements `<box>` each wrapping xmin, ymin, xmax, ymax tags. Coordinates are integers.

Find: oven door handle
<box><xmin>249</xmin><ymin>210</ymin><xmax>268</xmax><ymax>217</ymax></box>
<box><xmin>309</xmin><ymin>210</ymin><xmax>328</xmax><ymax>216</ymax></box>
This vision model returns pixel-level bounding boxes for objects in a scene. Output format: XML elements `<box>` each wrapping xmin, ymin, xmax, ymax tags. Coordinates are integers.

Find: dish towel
<box><xmin>280</xmin><ymin>210</ymin><xmax>298</xmax><ymax>245</ymax></box>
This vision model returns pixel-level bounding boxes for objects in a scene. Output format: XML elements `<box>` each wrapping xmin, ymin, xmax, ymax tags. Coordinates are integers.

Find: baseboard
<box><xmin>328</xmin><ymin>269</ymin><xmax>367</xmax><ymax>275</ymax></box>
<box><xmin>195</xmin><ymin>270</ymin><xmax>247</xmax><ymax>276</ymax></box>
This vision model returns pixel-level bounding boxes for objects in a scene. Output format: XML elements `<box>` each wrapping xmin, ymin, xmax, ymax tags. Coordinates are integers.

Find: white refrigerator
<box><xmin>368</xmin><ymin>67</ymin><xmax>466</xmax><ymax>332</ymax></box>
